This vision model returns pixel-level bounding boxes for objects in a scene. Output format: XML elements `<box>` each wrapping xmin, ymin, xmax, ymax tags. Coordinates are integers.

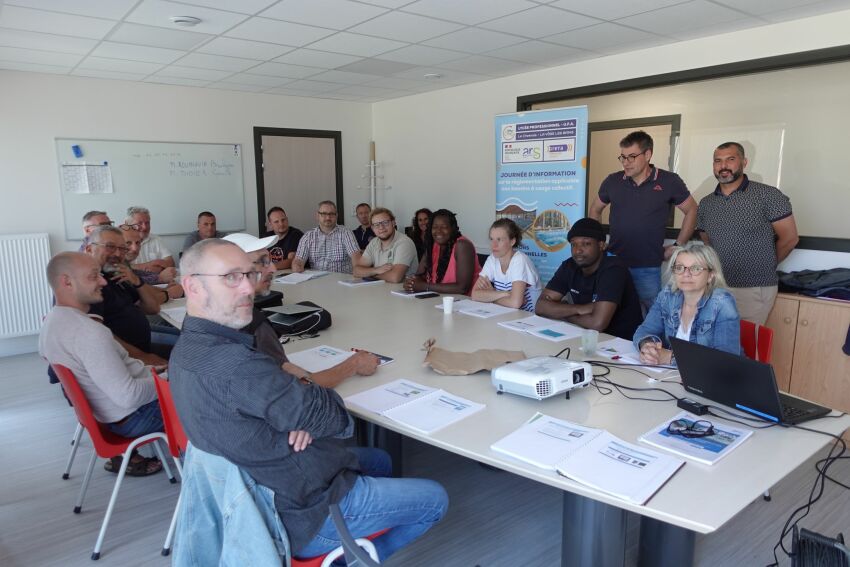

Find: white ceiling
<box><xmin>1</xmin><ymin>0</ymin><xmax>848</xmax><ymax>103</ymax></box>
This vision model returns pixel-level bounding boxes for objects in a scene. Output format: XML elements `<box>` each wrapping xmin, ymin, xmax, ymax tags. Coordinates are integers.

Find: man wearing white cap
<box><xmin>224</xmin><ymin>233</ymin><xmax>379</xmax><ymax>387</ymax></box>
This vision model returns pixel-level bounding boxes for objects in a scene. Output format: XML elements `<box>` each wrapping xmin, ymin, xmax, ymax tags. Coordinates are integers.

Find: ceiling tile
<box><xmin>484</xmin><ymin>39</ymin><xmax>589</xmax><ymax>64</ymax></box>
<box><xmin>5</xmin><ymin>0</ymin><xmax>138</xmax><ymax>20</ymax></box>
<box><xmin>711</xmin><ymin>0</ymin><xmax>823</xmax><ymax>17</ymax></box>
<box><xmin>365</xmin><ymin>75</ymin><xmax>435</xmax><ymax>90</ymax></box>
<box><xmin>225</xmin><ymin>17</ymin><xmax>334</xmax><ymax>46</ymax></box>
<box><xmin>78</xmin><ymin>56</ymin><xmax>165</xmax><ymax>74</ymax></box>
<box><xmin>247</xmin><ymin>61</ymin><xmax>324</xmax><ymax>78</ymax></box>
<box><xmin>480</xmin><ymin>5</ymin><xmax>601</xmax><ymax>38</ymax></box>
<box><xmin>273</xmin><ymin>48</ymin><xmax>363</xmax><ymax>68</ymax></box>
<box><xmin>621</xmin><ymin>1</ymin><xmax>748</xmax><ymax>35</ymax></box>
<box><xmin>336</xmin><ymin>58</ymin><xmax>415</xmax><ymax>75</ymax></box>
<box><xmin>0</xmin><ymin>5</ymin><xmax>115</xmax><ymax>39</ymax></box>
<box><xmin>0</xmin><ymin>60</ymin><xmax>71</xmax><ymax>74</ymax></box>
<box><xmin>174</xmin><ymin>52</ymin><xmax>260</xmax><ymax>72</ymax></box>
<box><xmin>72</xmin><ymin>68</ymin><xmax>149</xmax><ymax>81</ymax></box>
<box><xmin>761</xmin><ymin>0</ymin><xmax>850</xmax><ymax>23</ymax></box>
<box><xmin>546</xmin><ymin>22</ymin><xmax>666</xmax><ymax>52</ymax></box>
<box><xmin>376</xmin><ymin>44</ymin><xmax>466</xmax><ymax>65</ymax></box>
<box><xmin>308</xmin><ymin>69</ymin><xmax>378</xmax><ymax>84</ymax></box>
<box><xmin>125</xmin><ymin>0</ymin><xmax>249</xmax><ymax>34</ymax></box>
<box><xmin>170</xmin><ymin>0</ymin><xmax>278</xmax><ymax>15</ymax></box>
<box><xmin>551</xmin><ymin>0</ymin><xmax>687</xmax><ymax>20</ymax></box>
<box><xmin>401</xmin><ymin>0</ymin><xmax>536</xmax><ymax>25</ymax></box>
<box><xmin>0</xmin><ymin>45</ymin><xmax>82</xmax><ymax>66</ymax></box>
<box><xmin>308</xmin><ymin>32</ymin><xmax>408</xmax><ymax>57</ymax></box>
<box><xmin>197</xmin><ymin>37</ymin><xmax>292</xmax><ymax>59</ymax></box>
<box><xmin>265</xmin><ymin>86</ymin><xmax>322</xmax><ymax>96</ymax></box>
<box><xmin>665</xmin><ymin>16</ymin><xmax>765</xmax><ymax>41</ymax></box>
<box><xmin>423</xmin><ymin>27</ymin><xmax>527</xmax><ymax>53</ymax></box>
<box><xmin>90</xmin><ymin>42</ymin><xmax>185</xmax><ymax>64</ymax></box>
<box><xmin>260</xmin><ymin>0</ymin><xmax>388</xmax><ymax>30</ymax></box>
<box><xmin>436</xmin><ymin>54</ymin><xmax>535</xmax><ymax>76</ymax></box>
<box><xmin>283</xmin><ymin>79</ymin><xmax>346</xmax><ymax>92</ymax></box>
<box><xmin>108</xmin><ymin>22</ymin><xmax>212</xmax><ymax>50</ymax></box>
<box><xmin>0</xmin><ymin>29</ymin><xmax>98</xmax><ymax>55</ymax></box>
<box><xmin>155</xmin><ymin>65</ymin><xmax>233</xmax><ymax>81</ymax></box>
<box><xmin>348</xmin><ymin>11</ymin><xmax>463</xmax><ymax>42</ymax></box>
<box><xmin>145</xmin><ymin>75</ymin><xmax>211</xmax><ymax>87</ymax></box>
<box><xmin>354</xmin><ymin>0</ymin><xmax>414</xmax><ymax>8</ymax></box>
<box><xmin>325</xmin><ymin>83</ymin><xmax>397</xmax><ymax>96</ymax></box>
<box><xmin>208</xmin><ymin>81</ymin><xmax>272</xmax><ymax>92</ymax></box>
<box><xmin>225</xmin><ymin>72</ymin><xmax>295</xmax><ymax>86</ymax></box>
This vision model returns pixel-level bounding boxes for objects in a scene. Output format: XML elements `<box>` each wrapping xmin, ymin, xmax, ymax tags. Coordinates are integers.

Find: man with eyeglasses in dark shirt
<box><xmin>589</xmin><ymin>130</ymin><xmax>698</xmax><ymax>314</ymax></box>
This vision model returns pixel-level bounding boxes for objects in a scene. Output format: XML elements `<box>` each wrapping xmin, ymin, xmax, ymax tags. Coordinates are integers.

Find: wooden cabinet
<box><xmin>766</xmin><ymin>294</ymin><xmax>850</xmax><ymax>415</ymax></box>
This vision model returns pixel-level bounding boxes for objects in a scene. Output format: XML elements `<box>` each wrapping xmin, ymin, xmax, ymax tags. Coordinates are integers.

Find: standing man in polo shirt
<box><xmin>292</xmin><ymin>201</ymin><xmax>360</xmax><ymax>274</ymax></box>
<box><xmin>352</xmin><ymin>203</ymin><xmax>375</xmax><ymax>250</ymax></box>
<box><xmin>697</xmin><ymin>142</ymin><xmax>799</xmax><ymax>324</ymax></box>
<box><xmin>126</xmin><ymin>206</ymin><xmax>175</xmax><ymax>273</ymax></box>
<box><xmin>589</xmin><ymin>130</ymin><xmax>698</xmax><ymax>313</ymax></box>
<box><xmin>266</xmin><ymin>206</ymin><xmax>303</xmax><ymax>270</ymax></box>
<box><xmin>353</xmin><ymin>207</ymin><xmax>418</xmax><ymax>283</ymax></box>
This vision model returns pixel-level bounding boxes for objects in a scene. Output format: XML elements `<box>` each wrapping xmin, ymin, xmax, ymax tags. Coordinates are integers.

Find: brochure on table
<box><xmin>596</xmin><ymin>337</ymin><xmax>667</xmax><ymax>374</ymax></box>
<box><xmin>434</xmin><ymin>299</ymin><xmax>517</xmax><ymax>318</ymax></box>
<box><xmin>338</xmin><ymin>277</ymin><xmax>384</xmax><ymax>287</ymax></box>
<box><xmin>639</xmin><ymin>411</ymin><xmax>753</xmax><ymax>466</ymax></box>
<box><xmin>288</xmin><ymin>345</ymin><xmax>394</xmax><ymax>373</ymax></box>
<box><xmin>274</xmin><ymin>270</ymin><xmax>329</xmax><ymax>284</ymax></box>
<box><xmin>491</xmin><ymin>413</ymin><xmax>684</xmax><ymax>504</ymax></box>
<box><xmin>346</xmin><ymin>379</ymin><xmax>485</xmax><ymax>435</ymax></box>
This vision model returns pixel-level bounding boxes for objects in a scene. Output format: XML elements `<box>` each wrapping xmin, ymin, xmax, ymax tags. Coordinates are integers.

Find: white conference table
<box><xmin>161</xmin><ymin>272</ymin><xmax>850</xmax><ymax>567</ymax></box>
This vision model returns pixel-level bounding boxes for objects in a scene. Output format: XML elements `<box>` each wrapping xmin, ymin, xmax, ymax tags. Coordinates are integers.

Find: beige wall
<box><xmin>0</xmin><ymin>71</ymin><xmax>373</xmax><ymax>254</ymax></box>
<box><xmin>373</xmin><ymin>9</ymin><xmax>850</xmax><ymax>248</ymax></box>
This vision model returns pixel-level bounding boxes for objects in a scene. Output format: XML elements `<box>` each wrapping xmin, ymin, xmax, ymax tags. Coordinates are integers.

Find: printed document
<box><xmin>638</xmin><ymin>411</ymin><xmax>753</xmax><ymax>465</ymax></box>
<box><xmin>433</xmin><ymin>299</ymin><xmax>516</xmax><ymax>318</ymax></box>
<box><xmin>274</xmin><ymin>271</ymin><xmax>328</xmax><ymax>284</ymax></box>
<box><xmin>288</xmin><ymin>345</ymin><xmax>354</xmax><ymax>373</ymax></box>
<box><xmin>490</xmin><ymin>413</ymin><xmax>602</xmax><ymax>470</ymax></box>
<box><xmin>596</xmin><ymin>337</ymin><xmax>667</xmax><ymax>374</ymax></box>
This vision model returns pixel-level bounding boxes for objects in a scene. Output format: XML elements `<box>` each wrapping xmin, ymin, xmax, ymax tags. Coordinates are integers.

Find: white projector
<box><xmin>491</xmin><ymin>357</ymin><xmax>593</xmax><ymax>400</ymax></box>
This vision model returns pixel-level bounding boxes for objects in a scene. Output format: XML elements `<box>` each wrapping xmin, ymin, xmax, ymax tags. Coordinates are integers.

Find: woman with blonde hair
<box><xmin>633</xmin><ymin>242</ymin><xmax>740</xmax><ymax>365</ymax></box>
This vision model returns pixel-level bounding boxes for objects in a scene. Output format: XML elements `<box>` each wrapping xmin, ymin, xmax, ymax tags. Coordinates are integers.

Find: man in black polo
<box><xmin>697</xmin><ymin>141</ymin><xmax>799</xmax><ymax>324</ymax></box>
<box><xmin>85</xmin><ymin>225</ymin><xmax>168</xmax><ymax>366</ymax></box>
<box><xmin>352</xmin><ymin>203</ymin><xmax>375</xmax><ymax>250</ymax></box>
<box><xmin>589</xmin><ymin>130</ymin><xmax>697</xmax><ymax>313</ymax></box>
<box><xmin>535</xmin><ymin>218</ymin><xmax>642</xmax><ymax>340</ymax></box>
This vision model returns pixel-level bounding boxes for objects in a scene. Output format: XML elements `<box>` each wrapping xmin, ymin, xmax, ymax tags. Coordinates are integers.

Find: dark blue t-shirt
<box><xmin>89</xmin><ymin>276</ymin><xmax>151</xmax><ymax>352</ymax></box>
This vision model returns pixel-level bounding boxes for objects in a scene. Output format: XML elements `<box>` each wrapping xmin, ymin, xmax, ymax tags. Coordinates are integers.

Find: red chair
<box><xmin>152</xmin><ymin>369</ymin><xmax>387</xmax><ymax>565</ymax></box>
<box><xmin>740</xmin><ymin>320</ymin><xmax>774</xmax><ymax>363</ymax></box>
<box><xmin>51</xmin><ymin>364</ymin><xmax>175</xmax><ymax>560</ymax></box>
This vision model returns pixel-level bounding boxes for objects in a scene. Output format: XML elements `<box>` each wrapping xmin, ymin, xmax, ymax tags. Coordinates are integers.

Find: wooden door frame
<box><xmin>253</xmin><ymin>127</ymin><xmax>343</xmax><ymax>234</ymax></box>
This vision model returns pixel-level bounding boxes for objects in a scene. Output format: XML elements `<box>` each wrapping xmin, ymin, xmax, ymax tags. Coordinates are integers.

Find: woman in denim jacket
<box><xmin>633</xmin><ymin>242</ymin><xmax>740</xmax><ymax>366</ymax></box>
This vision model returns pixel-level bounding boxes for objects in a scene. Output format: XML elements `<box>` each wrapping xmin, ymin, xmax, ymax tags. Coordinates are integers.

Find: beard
<box><xmin>715</xmin><ymin>167</ymin><xmax>743</xmax><ymax>184</ymax></box>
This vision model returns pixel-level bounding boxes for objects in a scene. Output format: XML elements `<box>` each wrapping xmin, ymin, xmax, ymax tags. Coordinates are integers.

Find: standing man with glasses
<box><xmin>353</xmin><ymin>207</ymin><xmax>418</xmax><ymax>283</ymax></box>
<box><xmin>589</xmin><ymin>130</ymin><xmax>698</xmax><ymax>314</ymax></box>
<box><xmin>292</xmin><ymin>201</ymin><xmax>360</xmax><ymax>274</ymax></box>
<box><xmin>697</xmin><ymin>142</ymin><xmax>798</xmax><ymax>324</ymax></box>
<box><xmin>125</xmin><ymin>206</ymin><xmax>175</xmax><ymax>274</ymax></box>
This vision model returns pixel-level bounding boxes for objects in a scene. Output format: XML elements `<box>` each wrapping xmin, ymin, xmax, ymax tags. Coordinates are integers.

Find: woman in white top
<box><xmin>472</xmin><ymin>219</ymin><xmax>541</xmax><ymax>312</ymax></box>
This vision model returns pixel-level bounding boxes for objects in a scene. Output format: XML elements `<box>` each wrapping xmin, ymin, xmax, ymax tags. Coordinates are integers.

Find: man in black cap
<box><xmin>535</xmin><ymin>218</ymin><xmax>642</xmax><ymax>340</ymax></box>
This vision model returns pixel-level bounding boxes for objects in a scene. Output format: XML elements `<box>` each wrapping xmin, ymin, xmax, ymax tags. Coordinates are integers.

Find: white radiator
<box><xmin>0</xmin><ymin>233</ymin><xmax>53</xmax><ymax>338</ymax></box>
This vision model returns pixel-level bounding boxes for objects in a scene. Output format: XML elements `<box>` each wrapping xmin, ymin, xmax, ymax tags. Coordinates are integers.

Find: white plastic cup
<box><xmin>442</xmin><ymin>296</ymin><xmax>454</xmax><ymax>314</ymax></box>
<box><xmin>581</xmin><ymin>329</ymin><xmax>598</xmax><ymax>355</ymax></box>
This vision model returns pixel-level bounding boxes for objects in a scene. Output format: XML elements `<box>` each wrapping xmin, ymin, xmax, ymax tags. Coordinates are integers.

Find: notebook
<box><xmin>670</xmin><ymin>337</ymin><xmax>831</xmax><ymax>425</ymax></box>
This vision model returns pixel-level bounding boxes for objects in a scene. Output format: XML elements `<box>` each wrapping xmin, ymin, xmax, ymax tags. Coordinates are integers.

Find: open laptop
<box><xmin>670</xmin><ymin>337</ymin><xmax>831</xmax><ymax>425</ymax></box>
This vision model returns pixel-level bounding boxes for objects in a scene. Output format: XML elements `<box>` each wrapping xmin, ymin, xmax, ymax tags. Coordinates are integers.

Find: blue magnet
<box><xmin>72</xmin><ymin>145</ymin><xmax>83</xmax><ymax>158</ymax></box>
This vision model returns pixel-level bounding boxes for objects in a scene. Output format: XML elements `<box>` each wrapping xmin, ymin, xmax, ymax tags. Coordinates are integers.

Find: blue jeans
<box><xmin>348</xmin><ymin>447</ymin><xmax>392</xmax><ymax>478</ymax></box>
<box><xmin>107</xmin><ymin>399</ymin><xmax>164</xmax><ymax>438</ymax></box>
<box><xmin>295</xmin><ymin>470</ymin><xmax>448</xmax><ymax>561</ymax></box>
<box><xmin>629</xmin><ymin>266</ymin><xmax>662</xmax><ymax>315</ymax></box>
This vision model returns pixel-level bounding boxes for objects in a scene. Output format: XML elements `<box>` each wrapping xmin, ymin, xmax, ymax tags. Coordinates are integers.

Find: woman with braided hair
<box><xmin>404</xmin><ymin>209</ymin><xmax>481</xmax><ymax>295</ymax></box>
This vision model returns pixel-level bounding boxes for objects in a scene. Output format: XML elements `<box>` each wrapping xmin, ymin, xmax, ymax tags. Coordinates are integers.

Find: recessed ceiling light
<box><xmin>423</xmin><ymin>73</ymin><xmax>443</xmax><ymax>79</ymax></box>
<box><xmin>170</xmin><ymin>16</ymin><xmax>201</xmax><ymax>27</ymax></box>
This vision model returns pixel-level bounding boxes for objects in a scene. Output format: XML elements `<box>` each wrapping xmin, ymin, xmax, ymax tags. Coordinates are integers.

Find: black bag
<box><xmin>268</xmin><ymin>301</ymin><xmax>332</xmax><ymax>336</ymax></box>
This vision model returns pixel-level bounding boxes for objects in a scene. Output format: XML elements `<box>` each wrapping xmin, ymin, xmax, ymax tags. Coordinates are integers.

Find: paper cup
<box><xmin>442</xmin><ymin>296</ymin><xmax>454</xmax><ymax>314</ymax></box>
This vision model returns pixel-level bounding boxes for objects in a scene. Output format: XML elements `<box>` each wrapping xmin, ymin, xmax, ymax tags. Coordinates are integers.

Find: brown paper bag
<box><xmin>422</xmin><ymin>338</ymin><xmax>526</xmax><ymax>375</ymax></box>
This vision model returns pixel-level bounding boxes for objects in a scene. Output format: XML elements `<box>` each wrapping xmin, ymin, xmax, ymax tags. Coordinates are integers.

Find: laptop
<box><xmin>263</xmin><ymin>304</ymin><xmax>323</xmax><ymax>317</ymax></box>
<box><xmin>670</xmin><ymin>337</ymin><xmax>831</xmax><ymax>425</ymax></box>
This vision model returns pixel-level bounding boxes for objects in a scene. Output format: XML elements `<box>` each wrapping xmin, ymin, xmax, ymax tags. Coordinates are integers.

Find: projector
<box><xmin>491</xmin><ymin>356</ymin><xmax>593</xmax><ymax>400</ymax></box>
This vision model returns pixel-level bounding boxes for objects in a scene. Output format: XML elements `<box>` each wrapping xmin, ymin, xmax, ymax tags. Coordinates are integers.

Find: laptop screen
<box><xmin>670</xmin><ymin>338</ymin><xmax>785</xmax><ymax>422</ymax></box>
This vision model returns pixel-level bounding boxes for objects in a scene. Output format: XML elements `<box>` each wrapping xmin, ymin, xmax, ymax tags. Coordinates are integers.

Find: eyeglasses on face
<box><xmin>617</xmin><ymin>151</ymin><xmax>646</xmax><ymax>164</ymax></box>
<box><xmin>120</xmin><ymin>223</ymin><xmax>141</xmax><ymax>231</ymax></box>
<box><xmin>672</xmin><ymin>264</ymin><xmax>710</xmax><ymax>276</ymax></box>
<box><xmin>318</xmin><ymin>211</ymin><xmax>338</xmax><ymax>217</ymax></box>
<box><xmin>191</xmin><ymin>271</ymin><xmax>262</xmax><ymax>287</ymax></box>
<box><xmin>92</xmin><ymin>242</ymin><xmax>129</xmax><ymax>254</ymax></box>
<box><xmin>253</xmin><ymin>256</ymin><xmax>272</xmax><ymax>268</ymax></box>
<box><xmin>371</xmin><ymin>219</ymin><xmax>393</xmax><ymax>229</ymax></box>
<box><xmin>666</xmin><ymin>419</ymin><xmax>715</xmax><ymax>438</ymax></box>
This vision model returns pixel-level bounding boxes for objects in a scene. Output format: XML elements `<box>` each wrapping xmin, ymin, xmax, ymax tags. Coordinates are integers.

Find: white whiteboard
<box><xmin>56</xmin><ymin>138</ymin><xmax>246</xmax><ymax>240</ymax></box>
